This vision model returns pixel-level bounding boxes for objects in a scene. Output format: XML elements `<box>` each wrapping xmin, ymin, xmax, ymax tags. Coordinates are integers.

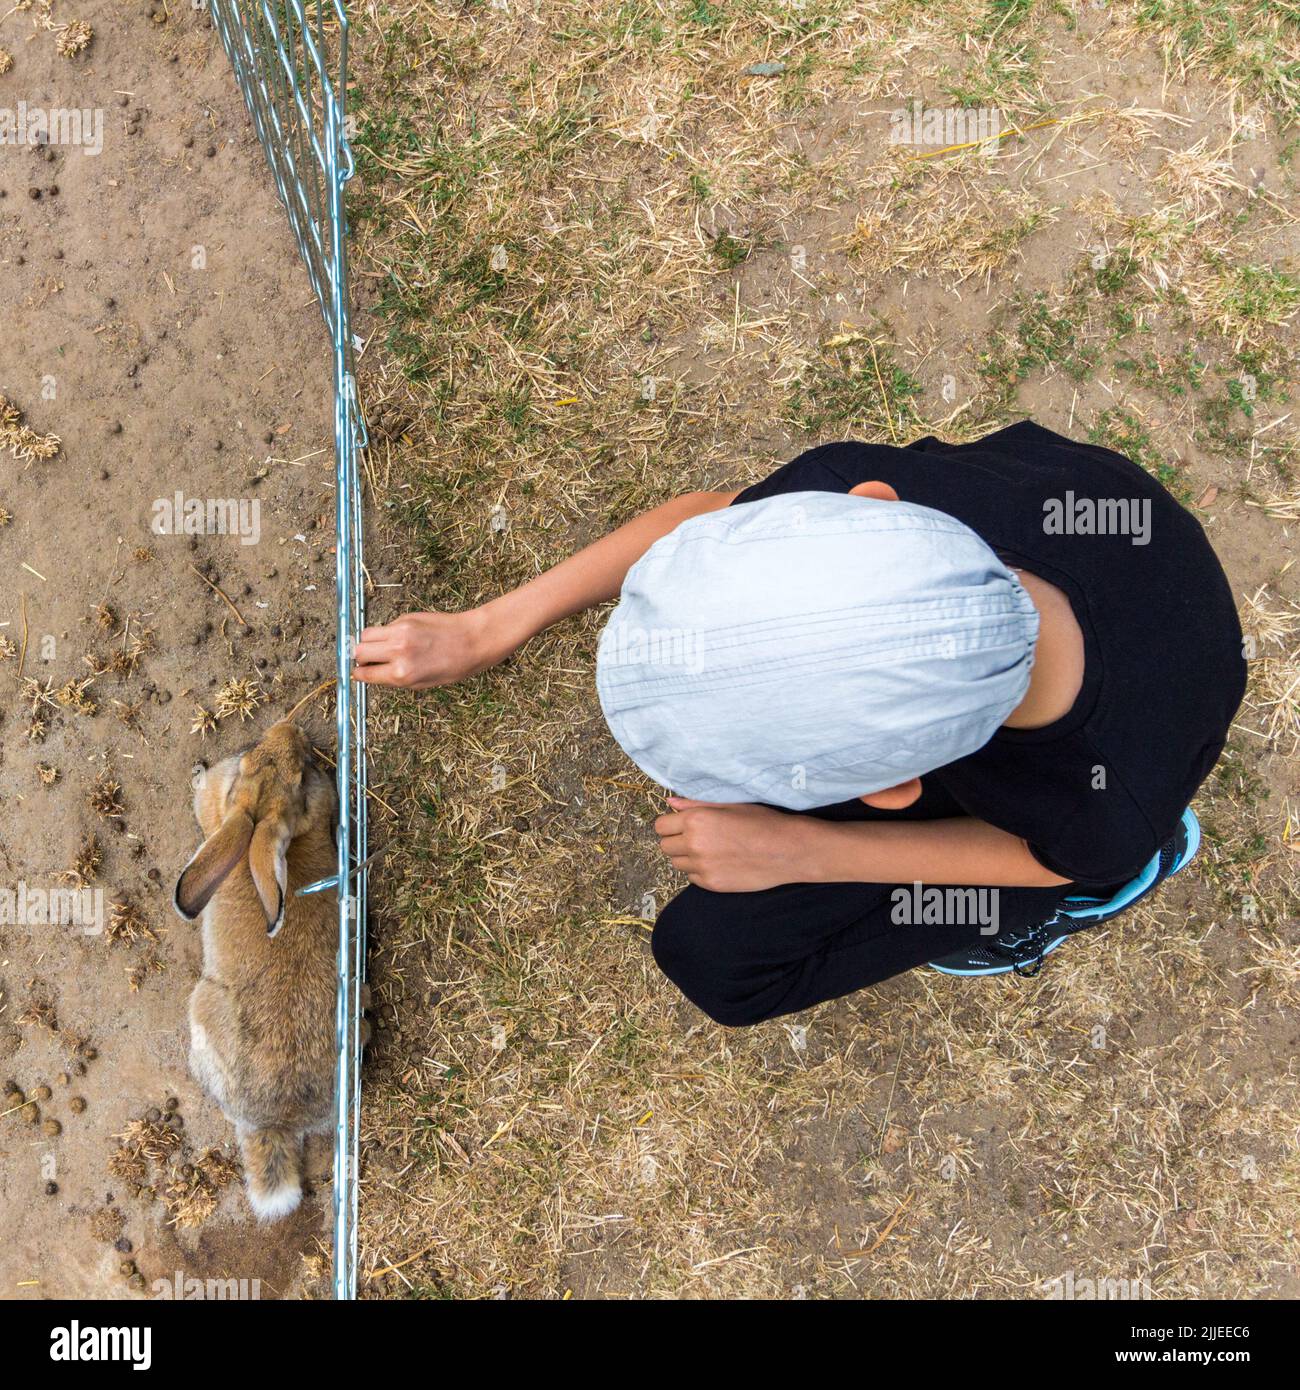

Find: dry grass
<box><xmin>107</xmin><ymin>898</ymin><xmax>155</xmax><ymax>947</ymax></box>
<box><xmin>343</xmin><ymin>0</ymin><xmax>1300</xmax><ymax>1299</ymax></box>
<box><xmin>215</xmin><ymin>676</ymin><xmax>263</xmax><ymax>722</ymax></box>
<box><xmin>1240</xmin><ymin>588</ymin><xmax>1300</xmax><ymax>753</ymax></box>
<box><xmin>108</xmin><ymin>1113</ymin><xmax>239</xmax><ymax>1227</ymax></box>
<box><xmin>88</xmin><ymin>771</ymin><xmax>124</xmax><ymax>818</ymax></box>
<box><xmin>70</xmin><ymin>832</ymin><xmax>102</xmax><ymax>884</ymax></box>
<box><xmin>0</xmin><ymin>393</ymin><xmax>59</xmax><ymax>462</ymax></box>
<box><xmin>849</xmin><ymin>171</ymin><xmax>1049</xmax><ymax>284</ymax></box>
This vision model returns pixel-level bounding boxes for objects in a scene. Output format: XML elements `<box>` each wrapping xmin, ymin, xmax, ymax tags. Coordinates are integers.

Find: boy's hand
<box><xmin>653</xmin><ymin>797</ymin><xmax>817</xmax><ymax>892</ymax></box>
<box><xmin>352</xmin><ymin>609</ymin><xmax>505</xmax><ymax>688</ymax></box>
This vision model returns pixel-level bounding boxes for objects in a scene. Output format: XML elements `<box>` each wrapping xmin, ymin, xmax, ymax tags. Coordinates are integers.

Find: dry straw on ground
<box><xmin>339</xmin><ymin>0</ymin><xmax>1299</xmax><ymax>1298</ymax></box>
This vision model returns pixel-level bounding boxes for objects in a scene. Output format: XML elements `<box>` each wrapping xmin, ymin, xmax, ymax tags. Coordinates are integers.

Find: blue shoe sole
<box><xmin>1058</xmin><ymin>807</ymin><xmax>1200</xmax><ymax>925</ymax></box>
<box><xmin>929</xmin><ymin>808</ymin><xmax>1201</xmax><ymax>978</ymax></box>
<box><xmin>928</xmin><ymin>932</ymin><xmax>1070</xmax><ymax>977</ymax></box>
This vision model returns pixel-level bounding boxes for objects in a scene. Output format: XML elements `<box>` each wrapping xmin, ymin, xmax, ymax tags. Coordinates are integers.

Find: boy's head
<box><xmin>596</xmin><ymin>486</ymin><xmax>1039</xmax><ymax>811</ymax></box>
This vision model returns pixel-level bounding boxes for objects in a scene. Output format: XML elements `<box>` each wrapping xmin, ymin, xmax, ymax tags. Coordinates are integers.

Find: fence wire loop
<box><xmin>208</xmin><ymin>0</ymin><xmax>368</xmax><ymax>1300</ymax></box>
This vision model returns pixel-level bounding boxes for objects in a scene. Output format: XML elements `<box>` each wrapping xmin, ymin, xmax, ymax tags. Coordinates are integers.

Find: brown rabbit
<box><xmin>174</xmin><ymin>719</ymin><xmax>340</xmax><ymax>1221</ymax></box>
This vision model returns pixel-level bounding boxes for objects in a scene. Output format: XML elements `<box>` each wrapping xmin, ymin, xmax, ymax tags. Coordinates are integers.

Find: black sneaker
<box><xmin>928</xmin><ymin>917</ymin><xmax>1071</xmax><ymax>978</ymax></box>
<box><xmin>929</xmin><ymin>808</ymin><xmax>1200</xmax><ymax>979</ymax></box>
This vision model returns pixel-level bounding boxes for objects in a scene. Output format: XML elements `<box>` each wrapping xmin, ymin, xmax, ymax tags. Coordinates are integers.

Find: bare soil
<box><xmin>1</xmin><ymin>3</ymin><xmax>337</xmax><ymax>1299</ymax></box>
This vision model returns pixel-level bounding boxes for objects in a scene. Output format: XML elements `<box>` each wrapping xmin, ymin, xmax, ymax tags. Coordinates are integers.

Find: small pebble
<box><xmin>70</xmin><ymin>1096</ymin><xmax>87</xmax><ymax>1114</ymax></box>
<box><xmin>45</xmin><ymin>1181</ymin><xmax>58</xmax><ymax>1196</ymax></box>
<box><xmin>43</xmin><ymin>1118</ymin><xmax>61</xmax><ymax>1137</ymax></box>
<box><xmin>33</xmin><ymin>1084</ymin><xmax>52</xmax><ymax>1101</ymax></box>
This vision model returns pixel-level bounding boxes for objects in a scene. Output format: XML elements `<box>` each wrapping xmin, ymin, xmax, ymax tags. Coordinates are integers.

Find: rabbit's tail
<box><xmin>240</xmin><ymin>1126</ymin><xmax>302</xmax><ymax>1221</ymax></box>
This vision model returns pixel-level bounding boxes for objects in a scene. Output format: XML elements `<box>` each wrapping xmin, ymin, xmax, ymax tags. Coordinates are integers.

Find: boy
<box><xmin>353</xmin><ymin>421</ymin><xmax>1245</xmax><ymax>1026</ymax></box>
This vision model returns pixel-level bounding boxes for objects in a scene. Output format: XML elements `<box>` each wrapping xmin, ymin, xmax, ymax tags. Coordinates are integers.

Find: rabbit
<box><xmin>174</xmin><ymin>718</ymin><xmax>345</xmax><ymax>1222</ymax></box>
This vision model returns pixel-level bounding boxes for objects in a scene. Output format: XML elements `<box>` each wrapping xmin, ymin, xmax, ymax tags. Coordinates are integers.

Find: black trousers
<box><xmin>651</xmin><ymin>782</ymin><xmax>1069</xmax><ymax>1027</ymax></box>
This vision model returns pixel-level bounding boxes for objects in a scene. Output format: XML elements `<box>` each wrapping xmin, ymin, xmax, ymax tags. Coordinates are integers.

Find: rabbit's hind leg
<box><xmin>188</xmin><ymin>979</ymin><xmax>236</xmax><ymax>1113</ymax></box>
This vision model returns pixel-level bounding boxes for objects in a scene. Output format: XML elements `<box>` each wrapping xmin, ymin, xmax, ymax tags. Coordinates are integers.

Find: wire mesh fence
<box><xmin>206</xmin><ymin>0</ymin><xmax>369</xmax><ymax>1300</ymax></box>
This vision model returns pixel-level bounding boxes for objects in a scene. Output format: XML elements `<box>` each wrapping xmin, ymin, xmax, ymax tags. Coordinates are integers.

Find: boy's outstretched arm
<box><xmin>353</xmin><ymin>489</ymin><xmax>738</xmax><ymax>688</ymax></box>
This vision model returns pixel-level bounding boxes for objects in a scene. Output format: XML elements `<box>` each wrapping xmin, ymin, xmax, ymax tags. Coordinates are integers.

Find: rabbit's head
<box><xmin>174</xmin><ymin>719</ymin><xmax>337</xmax><ymax>936</ymax></box>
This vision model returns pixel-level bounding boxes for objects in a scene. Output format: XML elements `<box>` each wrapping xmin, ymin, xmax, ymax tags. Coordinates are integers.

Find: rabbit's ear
<box><xmin>175</xmin><ymin>810</ymin><xmax>254</xmax><ymax>921</ymax></box>
<box><xmin>248</xmin><ymin>817</ymin><xmax>289</xmax><ymax>937</ymax></box>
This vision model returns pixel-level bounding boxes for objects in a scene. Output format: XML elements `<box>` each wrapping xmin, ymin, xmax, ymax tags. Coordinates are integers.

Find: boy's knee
<box><xmin>651</xmin><ymin>893</ymin><xmax>769</xmax><ymax>1028</ymax></box>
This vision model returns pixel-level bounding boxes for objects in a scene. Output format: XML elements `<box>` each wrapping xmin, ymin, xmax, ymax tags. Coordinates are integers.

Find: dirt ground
<box><xmin>1</xmin><ymin>4</ymin><xmax>338</xmax><ymax>1297</ymax></box>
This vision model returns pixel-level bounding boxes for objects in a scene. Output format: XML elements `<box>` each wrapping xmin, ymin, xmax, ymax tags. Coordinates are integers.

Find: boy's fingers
<box><xmin>352</xmin><ymin>636</ymin><xmax>397</xmax><ymax>665</ymax></box>
<box><xmin>352</xmin><ymin>662</ymin><xmax>400</xmax><ymax>686</ymax></box>
<box><xmin>666</xmin><ymin>796</ymin><xmax>735</xmax><ymax>810</ymax></box>
<box><xmin>653</xmin><ymin>812</ymin><xmax>689</xmax><ymax>839</ymax></box>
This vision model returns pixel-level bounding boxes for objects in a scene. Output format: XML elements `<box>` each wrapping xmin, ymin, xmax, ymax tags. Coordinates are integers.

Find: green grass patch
<box><xmin>786</xmin><ymin>332</ymin><xmax>924</xmax><ymax>439</ymax></box>
<box><xmin>1132</xmin><ymin>1</ymin><xmax>1300</xmax><ymax>123</ymax></box>
<box><xmin>1087</xmin><ymin>407</ymin><xmax>1186</xmax><ymax>495</ymax></box>
<box><xmin>979</xmin><ymin>290</ymin><xmax>1099</xmax><ymax>393</ymax></box>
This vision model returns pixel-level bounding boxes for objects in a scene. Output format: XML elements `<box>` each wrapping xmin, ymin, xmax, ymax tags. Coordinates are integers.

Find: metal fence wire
<box><xmin>207</xmin><ymin>0</ymin><xmax>369</xmax><ymax>1300</ymax></box>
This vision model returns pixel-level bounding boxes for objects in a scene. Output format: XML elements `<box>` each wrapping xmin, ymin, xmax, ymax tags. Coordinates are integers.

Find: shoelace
<box><xmin>987</xmin><ymin>919</ymin><xmax>1062</xmax><ymax>978</ymax></box>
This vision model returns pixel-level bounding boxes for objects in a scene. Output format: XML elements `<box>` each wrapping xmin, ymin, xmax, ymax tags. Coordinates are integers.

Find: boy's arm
<box><xmin>353</xmin><ymin>489</ymin><xmax>738</xmax><ymax>687</ymax></box>
<box><xmin>809</xmin><ymin>816</ymin><xmax>1071</xmax><ymax>888</ymax></box>
<box><xmin>655</xmin><ymin>800</ymin><xmax>1071</xmax><ymax>891</ymax></box>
